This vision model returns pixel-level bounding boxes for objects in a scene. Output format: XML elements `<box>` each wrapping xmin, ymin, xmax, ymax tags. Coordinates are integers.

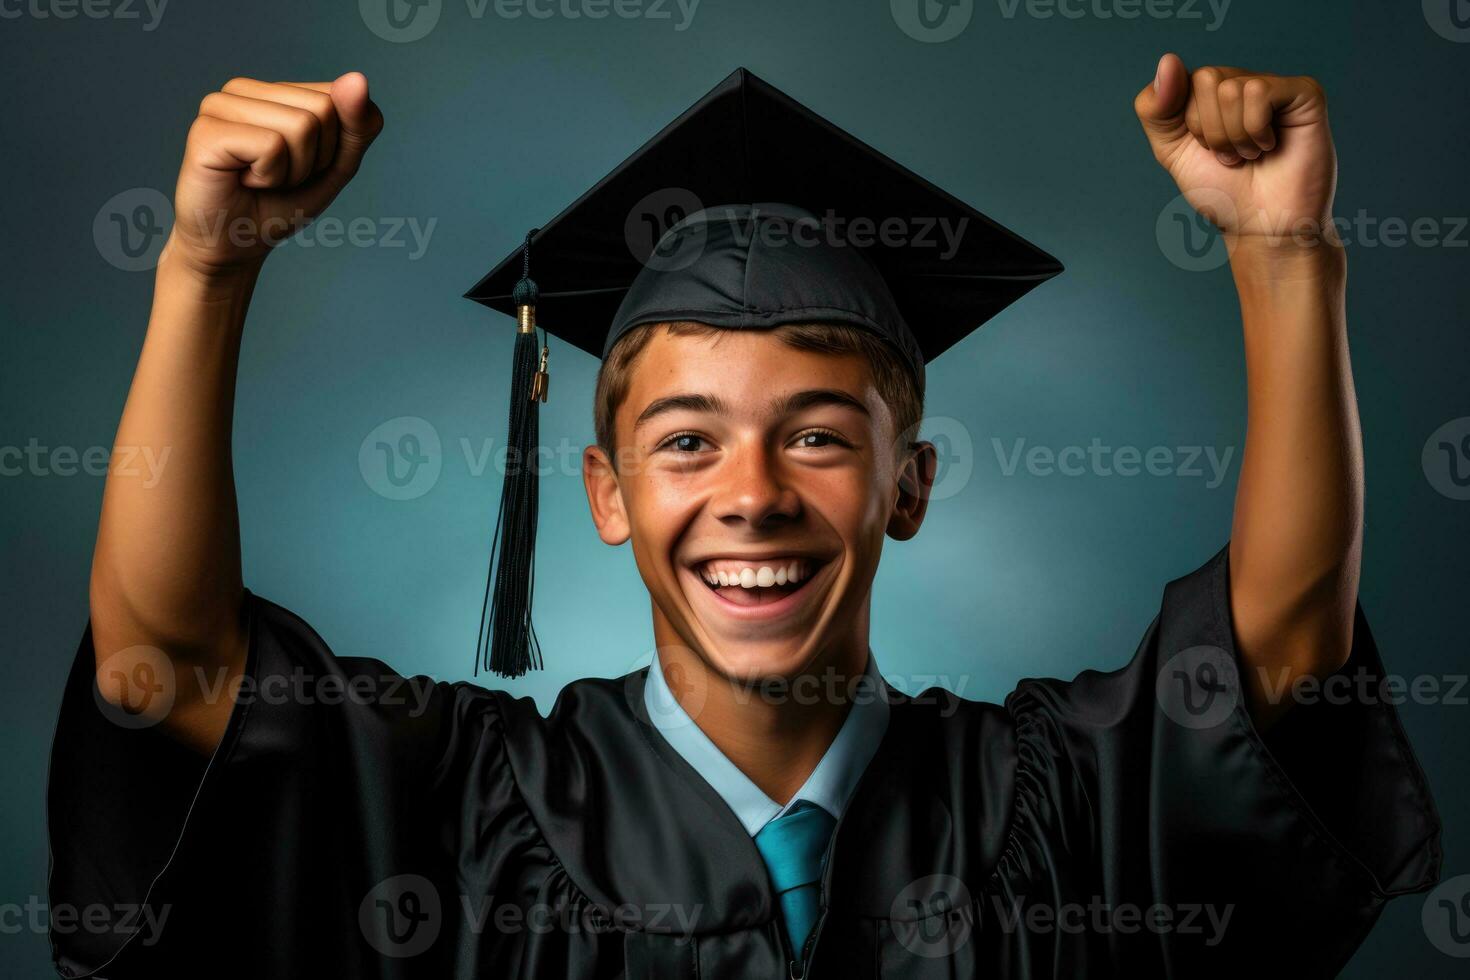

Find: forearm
<box><xmin>90</xmin><ymin>241</ymin><xmax>260</xmax><ymax>670</ymax></box>
<box><xmin>1227</xmin><ymin>237</ymin><xmax>1361</xmax><ymax>726</ymax></box>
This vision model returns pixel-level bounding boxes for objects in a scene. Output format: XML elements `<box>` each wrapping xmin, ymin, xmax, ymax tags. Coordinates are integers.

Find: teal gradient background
<box><xmin>2</xmin><ymin>0</ymin><xmax>1467</xmax><ymax>974</ymax></box>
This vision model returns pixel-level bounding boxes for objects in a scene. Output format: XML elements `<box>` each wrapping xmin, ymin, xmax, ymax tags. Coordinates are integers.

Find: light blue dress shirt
<box><xmin>642</xmin><ymin>651</ymin><xmax>891</xmax><ymax>836</ymax></box>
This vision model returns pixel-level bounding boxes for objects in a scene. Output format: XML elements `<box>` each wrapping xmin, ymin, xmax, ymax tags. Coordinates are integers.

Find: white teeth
<box><xmin>697</xmin><ymin>559</ymin><xmax>813</xmax><ymax>589</ymax></box>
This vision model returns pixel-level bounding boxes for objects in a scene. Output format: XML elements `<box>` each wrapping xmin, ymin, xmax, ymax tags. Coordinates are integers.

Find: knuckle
<box><xmin>296</xmin><ymin>90</ymin><xmax>335</xmax><ymax>125</ymax></box>
<box><xmin>185</xmin><ymin>114</ymin><xmax>214</xmax><ymax>145</ymax></box>
<box><xmin>1217</xmin><ymin>78</ymin><xmax>1243</xmax><ymax>102</ymax></box>
<box><xmin>306</xmin><ymin>90</ymin><xmax>336</xmax><ymax>115</ymax></box>
<box><xmin>285</xmin><ymin>107</ymin><xmax>319</xmax><ymax>143</ymax></box>
<box><xmin>263</xmin><ymin>129</ymin><xmax>290</xmax><ymax>160</ymax></box>
<box><xmin>1192</xmin><ymin>66</ymin><xmax>1221</xmax><ymax>87</ymax></box>
<box><xmin>1242</xmin><ymin>77</ymin><xmax>1270</xmax><ymax>100</ymax></box>
<box><xmin>221</xmin><ymin>77</ymin><xmax>255</xmax><ymax>94</ymax></box>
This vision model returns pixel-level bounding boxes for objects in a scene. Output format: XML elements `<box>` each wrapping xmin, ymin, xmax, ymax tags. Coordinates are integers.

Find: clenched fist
<box><xmin>1135</xmin><ymin>53</ymin><xmax>1336</xmax><ymax>243</ymax></box>
<box><xmin>166</xmin><ymin>72</ymin><xmax>384</xmax><ymax>277</ymax></box>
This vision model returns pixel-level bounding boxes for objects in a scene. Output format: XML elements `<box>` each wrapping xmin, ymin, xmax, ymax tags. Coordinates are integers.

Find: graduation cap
<box><xmin>465</xmin><ymin>67</ymin><xmax>1062</xmax><ymax>678</ymax></box>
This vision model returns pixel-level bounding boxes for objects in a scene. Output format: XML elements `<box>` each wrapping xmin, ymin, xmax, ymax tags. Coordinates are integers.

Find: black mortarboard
<box><xmin>465</xmin><ymin>67</ymin><xmax>1062</xmax><ymax>677</ymax></box>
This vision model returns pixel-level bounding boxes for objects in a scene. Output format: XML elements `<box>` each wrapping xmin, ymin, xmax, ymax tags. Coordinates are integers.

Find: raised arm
<box><xmin>90</xmin><ymin>74</ymin><xmax>382</xmax><ymax>752</ymax></box>
<box><xmin>1134</xmin><ymin>54</ymin><xmax>1358</xmax><ymax>730</ymax></box>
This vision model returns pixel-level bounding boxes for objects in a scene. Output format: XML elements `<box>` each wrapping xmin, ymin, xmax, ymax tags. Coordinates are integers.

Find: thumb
<box><xmin>326</xmin><ymin>71</ymin><xmax>382</xmax><ymax>181</ymax></box>
<box><xmin>1134</xmin><ymin>53</ymin><xmax>1191</xmax><ymax>153</ymax></box>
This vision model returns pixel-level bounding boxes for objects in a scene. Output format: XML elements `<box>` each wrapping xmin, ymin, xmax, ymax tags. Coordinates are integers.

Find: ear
<box><xmin>886</xmin><ymin>440</ymin><xmax>938</xmax><ymax>541</ymax></box>
<box><xmin>583</xmin><ymin>445</ymin><xmax>631</xmax><ymax>546</ymax></box>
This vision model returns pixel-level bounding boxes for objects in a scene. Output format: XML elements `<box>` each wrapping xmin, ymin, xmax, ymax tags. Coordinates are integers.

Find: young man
<box><xmin>50</xmin><ymin>62</ymin><xmax>1439</xmax><ymax>978</ymax></box>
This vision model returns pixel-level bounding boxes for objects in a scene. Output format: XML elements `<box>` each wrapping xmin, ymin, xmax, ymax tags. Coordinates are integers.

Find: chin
<box><xmin>696</xmin><ymin>637</ymin><xmax>827</xmax><ymax>685</ymax></box>
<box><xmin>666</xmin><ymin>554</ymin><xmax>852</xmax><ymax>684</ymax></box>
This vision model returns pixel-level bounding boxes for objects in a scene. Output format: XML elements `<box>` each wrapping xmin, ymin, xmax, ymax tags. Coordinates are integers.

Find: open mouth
<box><xmin>688</xmin><ymin>557</ymin><xmax>829</xmax><ymax>609</ymax></box>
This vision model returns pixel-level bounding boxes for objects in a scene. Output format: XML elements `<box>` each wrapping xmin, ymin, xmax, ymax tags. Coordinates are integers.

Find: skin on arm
<box><xmin>1136</xmin><ymin>54</ymin><xmax>1359</xmax><ymax>730</ymax></box>
<box><xmin>1227</xmin><ymin>240</ymin><xmax>1357</xmax><ymax>731</ymax></box>
<box><xmin>90</xmin><ymin>74</ymin><xmax>382</xmax><ymax>754</ymax></box>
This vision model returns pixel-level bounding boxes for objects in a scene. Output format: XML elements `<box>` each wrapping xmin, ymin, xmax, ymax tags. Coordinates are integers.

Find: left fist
<box><xmin>1134</xmin><ymin>53</ymin><xmax>1336</xmax><ymax>241</ymax></box>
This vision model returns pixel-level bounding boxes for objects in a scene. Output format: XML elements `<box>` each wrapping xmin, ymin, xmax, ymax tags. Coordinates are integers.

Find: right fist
<box><xmin>167</xmin><ymin>72</ymin><xmax>383</xmax><ymax>276</ymax></box>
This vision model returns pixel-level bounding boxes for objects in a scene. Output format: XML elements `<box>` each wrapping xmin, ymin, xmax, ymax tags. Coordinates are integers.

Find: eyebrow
<box><xmin>633</xmin><ymin>393</ymin><xmax>732</xmax><ymax>430</ymax></box>
<box><xmin>772</xmin><ymin>388</ymin><xmax>871</xmax><ymax>418</ymax></box>
<box><xmin>633</xmin><ymin>388</ymin><xmax>870</xmax><ymax>431</ymax></box>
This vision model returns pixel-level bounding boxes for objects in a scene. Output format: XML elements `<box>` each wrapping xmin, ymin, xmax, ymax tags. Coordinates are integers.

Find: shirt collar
<box><xmin>643</xmin><ymin>651</ymin><xmax>890</xmax><ymax>837</ymax></box>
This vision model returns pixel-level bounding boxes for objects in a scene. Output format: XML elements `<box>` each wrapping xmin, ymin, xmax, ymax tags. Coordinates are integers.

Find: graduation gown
<box><xmin>47</xmin><ymin>548</ymin><xmax>1442</xmax><ymax>978</ymax></box>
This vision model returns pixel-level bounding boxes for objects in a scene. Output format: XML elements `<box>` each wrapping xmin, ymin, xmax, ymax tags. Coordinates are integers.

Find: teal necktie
<box><xmin>754</xmin><ymin>803</ymin><xmax>837</xmax><ymax>963</ymax></box>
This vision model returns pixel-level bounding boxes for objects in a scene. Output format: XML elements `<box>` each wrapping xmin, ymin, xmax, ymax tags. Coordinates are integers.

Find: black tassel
<box><xmin>476</xmin><ymin>230</ymin><xmax>548</xmax><ymax>678</ymax></box>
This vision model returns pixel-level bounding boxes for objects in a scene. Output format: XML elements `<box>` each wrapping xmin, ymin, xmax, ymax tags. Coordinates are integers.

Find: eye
<box><xmin>658</xmin><ymin>431</ymin><xmax>711</xmax><ymax>453</ymax></box>
<box><xmin>791</xmin><ymin>428</ymin><xmax>850</xmax><ymax>450</ymax></box>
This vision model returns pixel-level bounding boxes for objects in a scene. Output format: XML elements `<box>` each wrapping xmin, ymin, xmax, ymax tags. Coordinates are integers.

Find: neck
<box><xmin>651</xmin><ymin>615</ymin><xmax>871</xmax><ymax>806</ymax></box>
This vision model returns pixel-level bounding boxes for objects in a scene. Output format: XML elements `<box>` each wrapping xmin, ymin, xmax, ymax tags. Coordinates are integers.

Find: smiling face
<box><xmin>582</xmin><ymin>323</ymin><xmax>936</xmax><ymax>684</ymax></box>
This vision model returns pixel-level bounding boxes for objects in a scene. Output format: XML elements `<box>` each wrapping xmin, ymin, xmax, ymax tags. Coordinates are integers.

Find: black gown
<box><xmin>48</xmin><ymin>548</ymin><xmax>1442</xmax><ymax>978</ymax></box>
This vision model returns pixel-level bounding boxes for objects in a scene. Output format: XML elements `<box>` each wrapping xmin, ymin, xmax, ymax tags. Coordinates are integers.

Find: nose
<box><xmin>710</xmin><ymin>442</ymin><xmax>801</xmax><ymax>530</ymax></box>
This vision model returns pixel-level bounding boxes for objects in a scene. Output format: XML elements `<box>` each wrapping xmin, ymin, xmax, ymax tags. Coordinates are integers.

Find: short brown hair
<box><xmin>593</xmin><ymin>321</ymin><xmax>924</xmax><ymax>453</ymax></box>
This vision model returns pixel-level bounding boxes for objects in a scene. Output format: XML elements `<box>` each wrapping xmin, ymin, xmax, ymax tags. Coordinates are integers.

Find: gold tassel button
<box><xmin>530</xmin><ymin>346</ymin><xmax>550</xmax><ymax>403</ymax></box>
<box><xmin>516</xmin><ymin>303</ymin><xmax>536</xmax><ymax>334</ymax></box>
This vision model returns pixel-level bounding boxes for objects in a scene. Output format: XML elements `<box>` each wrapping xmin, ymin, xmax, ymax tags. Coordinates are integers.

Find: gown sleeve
<box><xmin>46</xmin><ymin>591</ymin><xmax>526</xmax><ymax>979</ymax></box>
<box><xmin>1001</xmin><ymin>546</ymin><xmax>1442</xmax><ymax>977</ymax></box>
